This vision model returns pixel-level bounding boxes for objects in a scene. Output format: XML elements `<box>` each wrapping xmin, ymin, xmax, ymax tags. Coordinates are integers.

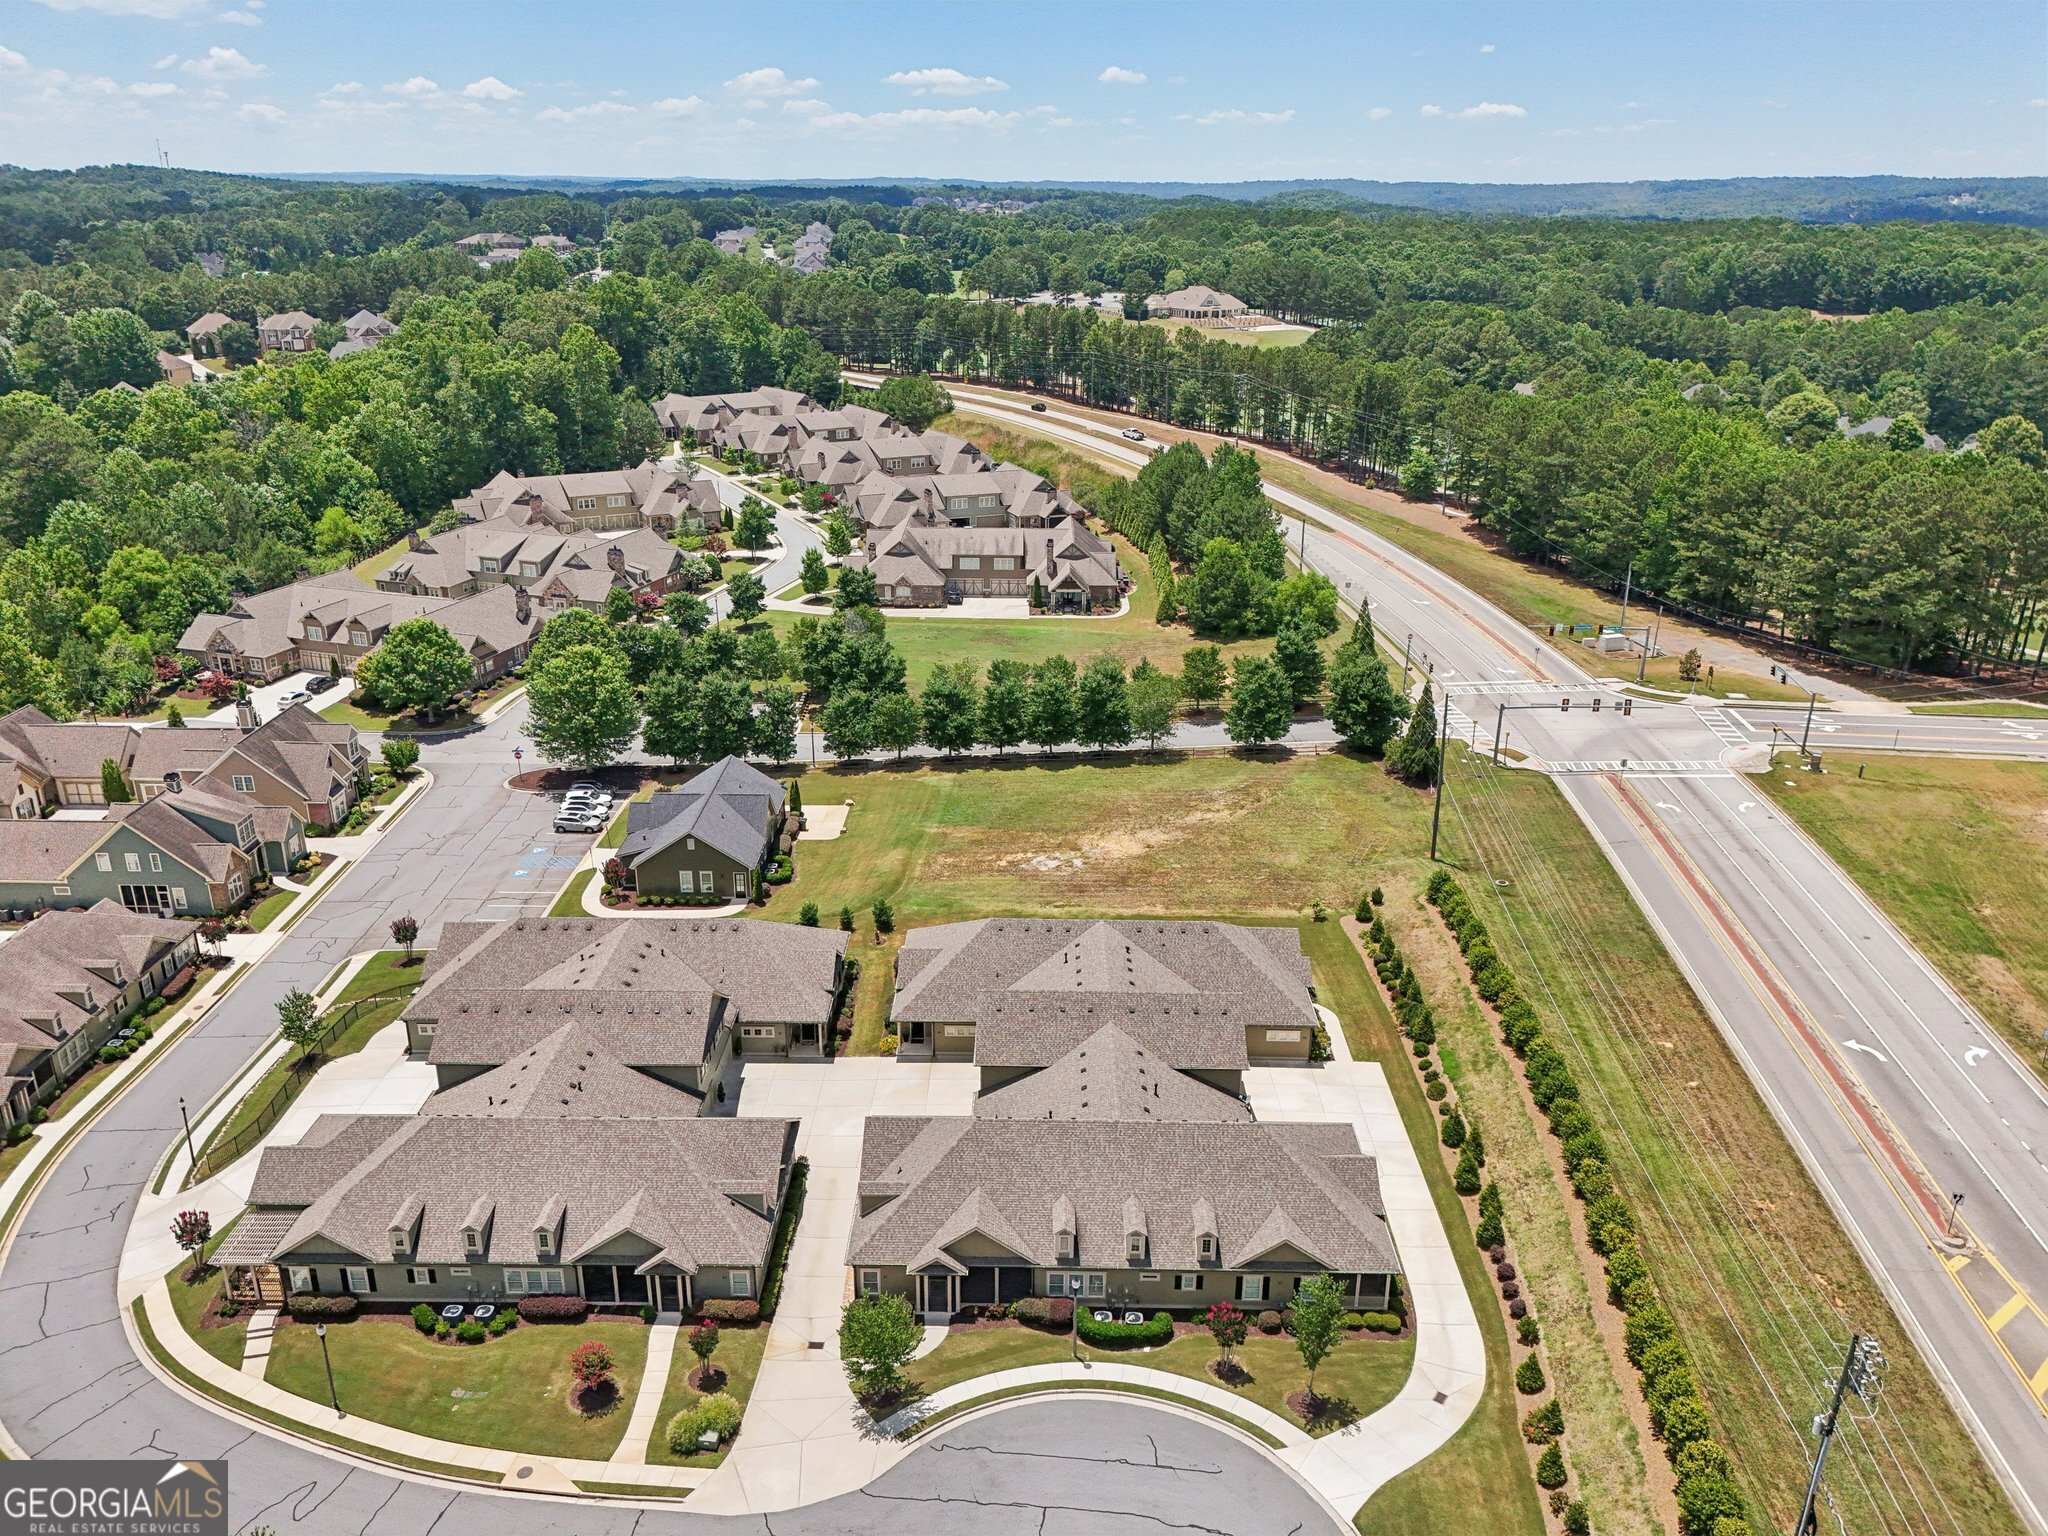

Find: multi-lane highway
<box><xmin>888</xmin><ymin>375</ymin><xmax>2048</xmax><ymax>1530</ymax></box>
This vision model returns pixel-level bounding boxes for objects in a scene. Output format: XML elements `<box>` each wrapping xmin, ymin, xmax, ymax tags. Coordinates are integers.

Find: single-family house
<box><xmin>529</xmin><ymin>234</ymin><xmax>575</xmax><ymax>255</ymax></box>
<box><xmin>618</xmin><ymin>757</ymin><xmax>790</xmax><ymax>904</ymax></box>
<box><xmin>711</xmin><ymin>227</ymin><xmax>757</xmax><ymax>256</ymax></box>
<box><xmin>256</xmin><ymin>311</ymin><xmax>318</xmax><ymax>354</ymax></box>
<box><xmin>0</xmin><ymin>900</ymin><xmax>198</xmax><ymax>1131</ymax></box>
<box><xmin>185</xmin><ymin>312</ymin><xmax>232</xmax><ymax>352</ymax></box>
<box><xmin>455</xmin><ymin>232</ymin><xmax>525</xmax><ymax>252</ymax></box>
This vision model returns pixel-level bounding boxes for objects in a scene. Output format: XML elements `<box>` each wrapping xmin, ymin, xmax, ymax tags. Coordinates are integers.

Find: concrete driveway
<box><xmin>192</xmin><ymin>669</ymin><xmax>357</xmax><ymax>725</ymax></box>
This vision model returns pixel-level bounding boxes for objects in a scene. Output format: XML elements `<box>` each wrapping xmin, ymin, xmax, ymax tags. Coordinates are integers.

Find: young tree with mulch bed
<box><xmin>568</xmin><ymin>1339</ymin><xmax>617</xmax><ymax>1413</ymax></box>
<box><xmin>1288</xmin><ymin>1273</ymin><xmax>1346</xmax><ymax>1419</ymax></box>
<box><xmin>688</xmin><ymin>1321</ymin><xmax>722</xmax><ymax>1390</ymax></box>
<box><xmin>1205</xmin><ymin>1301</ymin><xmax>1249</xmax><ymax>1383</ymax></box>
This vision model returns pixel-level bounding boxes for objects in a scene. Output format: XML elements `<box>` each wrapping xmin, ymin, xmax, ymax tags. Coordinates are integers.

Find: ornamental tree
<box><xmin>356</xmin><ymin>617</ymin><xmax>472</xmax><ymax>720</ymax></box>
<box><xmin>839</xmin><ymin>1291</ymin><xmax>920</xmax><ymax>1403</ymax></box>
<box><xmin>1291</xmin><ymin>1273</ymin><xmax>1347</xmax><ymax>1402</ymax></box>
<box><xmin>381</xmin><ymin>737</ymin><xmax>421</xmax><ymax>777</ymax></box>
<box><xmin>170</xmin><ymin>1208</ymin><xmax>212</xmax><ymax>1281</ymax></box>
<box><xmin>1204</xmin><ymin>1301</ymin><xmax>1249</xmax><ymax>1367</ymax></box>
<box><xmin>569</xmin><ymin>1339</ymin><xmax>616</xmax><ymax>1391</ymax></box>
<box><xmin>275</xmin><ymin>987</ymin><xmax>322</xmax><ymax>1066</ymax></box>
<box><xmin>390</xmin><ymin>915</ymin><xmax>418</xmax><ymax>961</ymax></box>
<box><xmin>689</xmin><ymin>1321</ymin><xmax>720</xmax><ymax>1373</ymax></box>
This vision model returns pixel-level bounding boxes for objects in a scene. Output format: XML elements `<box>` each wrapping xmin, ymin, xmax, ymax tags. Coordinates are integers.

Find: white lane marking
<box><xmin>1738</xmin><ymin>801</ymin><xmax>1756</xmax><ymax>812</ymax></box>
<box><xmin>1965</xmin><ymin>1047</ymin><xmax>1990</xmax><ymax>1067</ymax></box>
<box><xmin>1843</xmin><ymin>1038</ymin><xmax>1890</xmax><ymax>1063</ymax></box>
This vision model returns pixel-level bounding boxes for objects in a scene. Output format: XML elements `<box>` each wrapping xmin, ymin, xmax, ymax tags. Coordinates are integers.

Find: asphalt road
<box><xmin>895</xmin><ymin>376</ymin><xmax>2048</xmax><ymax>1530</ymax></box>
<box><xmin>0</xmin><ymin>701</ymin><xmax>1339</xmax><ymax>1535</ymax></box>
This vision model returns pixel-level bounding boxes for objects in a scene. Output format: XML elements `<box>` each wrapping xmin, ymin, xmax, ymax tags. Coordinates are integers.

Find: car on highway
<box><xmin>1121</xmin><ymin>427</ymin><xmax>1145</xmax><ymax>441</ymax></box>
<box><xmin>1031</xmin><ymin>401</ymin><xmax>1048</xmax><ymax>412</ymax></box>
<box><xmin>305</xmin><ymin>674</ymin><xmax>337</xmax><ymax>694</ymax></box>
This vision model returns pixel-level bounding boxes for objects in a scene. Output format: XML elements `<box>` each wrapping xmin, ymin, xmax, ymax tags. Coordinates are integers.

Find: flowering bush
<box><xmin>568</xmin><ymin>1339</ymin><xmax>615</xmax><ymax>1389</ymax></box>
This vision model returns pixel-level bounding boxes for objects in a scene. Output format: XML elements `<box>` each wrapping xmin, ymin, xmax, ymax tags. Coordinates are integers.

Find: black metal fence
<box><xmin>183</xmin><ymin>983</ymin><xmax>415</xmax><ymax>1187</ymax></box>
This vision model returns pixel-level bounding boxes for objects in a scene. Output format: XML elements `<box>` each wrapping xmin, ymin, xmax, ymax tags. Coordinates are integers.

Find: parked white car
<box><xmin>553</xmin><ymin>810</ymin><xmax>606</xmax><ymax>834</ymax></box>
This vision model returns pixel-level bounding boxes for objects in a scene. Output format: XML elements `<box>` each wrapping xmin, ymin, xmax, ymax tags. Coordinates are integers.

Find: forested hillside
<box><xmin>0</xmin><ymin>166</ymin><xmax>2043</xmax><ymax>718</ymax></box>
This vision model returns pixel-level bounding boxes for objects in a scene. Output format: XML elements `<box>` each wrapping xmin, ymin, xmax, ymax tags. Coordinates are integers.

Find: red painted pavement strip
<box><xmin>1608</xmin><ymin>775</ymin><xmax>1949</xmax><ymax>1233</ymax></box>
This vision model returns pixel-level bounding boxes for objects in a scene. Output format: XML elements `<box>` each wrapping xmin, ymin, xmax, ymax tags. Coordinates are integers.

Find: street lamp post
<box><xmin>177</xmin><ymin>1097</ymin><xmax>197</xmax><ymax>1174</ymax></box>
<box><xmin>316</xmin><ymin>1321</ymin><xmax>341</xmax><ymax>1416</ymax></box>
<box><xmin>1399</xmin><ymin>633</ymin><xmax>1414</xmax><ymax>692</ymax></box>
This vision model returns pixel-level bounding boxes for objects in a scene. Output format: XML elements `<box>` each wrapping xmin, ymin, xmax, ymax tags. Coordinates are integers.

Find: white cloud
<box><xmin>1186</xmin><ymin>107</ymin><xmax>1294</xmax><ymax>127</ymax></box>
<box><xmin>650</xmin><ymin>94</ymin><xmax>706</xmax><ymax>116</ymax></box>
<box><xmin>217</xmin><ymin>8</ymin><xmax>262</xmax><ymax>24</ymax></box>
<box><xmin>781</xmin><ymin>97</ymin><xmax>830</xmax><ymax>114</ymax></box>
<box><xmin>324</xmin><ymin>79</ymin><xmax>363</xmax><ymax>94</ymax></box>
<box><xmin>885</xmin><ymin>66</ymin><xmax>1006</xmax><ymax>96</ymax></box>
<box><xmin>807</xmin><ymin>104</ymin><xmax>1023</xmax><ymax>133</ymax></box>
<box><xmin>1367</xmin><ymin>106</ymin><xmax>1391</xmax><ymax>120</ymax></box>
<box><xmin>1419</xmin><ymin>100</ymin><xmax>1526</xmax><ymax>119</ymax></box>
<box><xmin>180</xmin><ymin>45</ymin><xmax>266</xmax><ymax>79</ymax></box>
<box><xmin>724</xmin><ymin>66</ymin><xmax>816</xmax><ymax>96</ymax></box>
<box><xmin>0</xmin><ymin>44</ymin><xmax>28</xmax><ymax>70</ymax></box>
<box><xmin>1619</xmin><ymin>100</ymin><xmax>1644</xmax><ymax>109</ymax></box>
<box><xmin>2031</xmin><ymin>97</ymin><xmax>2048</xmax><ymax>108</ymax></box>
<box><xmin>127</xmin><ymin>79</ymin><xmax>178</xmax><ymax>96</ymax></box>
<box><xmin>385</xmin><ymin>74</ymin><xmax>439</xmax><ymax>95</ymax></box>
<box><xmin>535</xmin><ymin>99</ymin><xmax>633</xmax><ymax>123</ymax></box>
<box><xmin>24</xmin><ymin>0</ymin><xmax>210</xmax><ymax>15</ymax></box>
<box><xmin>462</xmin><ymin>75</ymin><xmax>521</xmax><ymax>100</ymax></box>
<box><xmin>151</xmin><ymin>51</ymin><xmax>176</xmax><ymax>67</ymax></box>
<box><xmin>236</xmin><ymin>101</ymin><xmax>285</xmax><ymax>123</ymax></box>
<box><xmin>1097</xmin><ymin>65</ymin><xmax>1146</xmax><ymax>85</ymax></box>
<box><xmin>1479</xmin><ymin>42</ymin><xmax>1496</xmax><ymax>53</ymax></box>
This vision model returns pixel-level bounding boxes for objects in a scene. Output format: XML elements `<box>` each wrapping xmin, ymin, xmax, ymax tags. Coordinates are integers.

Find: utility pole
<box><xmin>1800</xmin><ymin>685</ymin><xmax>1819</xmax><ymax>755</ymax></box>
<box><xmin>1493</xmin><ymin>703</ymin><xmax>1506</xmax><ymax>767</ymax></box>
<box><xmin>1618</xmin><ymin>558</ymin><xmax>1634</xmax><ymax>639</ymax></box>
<box><xmin>1400</xmin><ymin>632</ymin><xmax>1414</xmax><ymax>692</ymax></box>
<box><xmin>1428</xmin><ymin>686</ymin><xmax>1451</xmax><ymax>862</ymax></box>
<box><xmin>1796</xmin><ymin>1333</ymin><xmax>1885</xmax><ymax>1536</ymax></box>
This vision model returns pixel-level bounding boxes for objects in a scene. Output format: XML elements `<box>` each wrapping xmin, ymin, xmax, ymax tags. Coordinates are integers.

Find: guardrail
<box><xmin>183</xmin><ymin>983</ymin><xmax>416</xmax><ymax>1187</ymax></box>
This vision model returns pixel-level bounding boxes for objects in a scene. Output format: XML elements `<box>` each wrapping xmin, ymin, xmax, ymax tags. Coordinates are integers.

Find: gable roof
<box><xmin>850</xmin><ymin>1118</ymin><xmax>1394</xmax><ymax>1275</ymax></box>
<box><xmin>422</xmin><ymin>1021</ymin><xmax>702</xmax><ymax>1119</ymax></box>
<box><xmin>0</xmin><ymin>899</ymin><xmax>194</xmax><ymax>1062</ymax></box>
<box><xmin>620</xmin><ymin>756</ymin><xmax>785</xmax><ymax>870</ymax></box>
<box><xmin>973</xmin><ymin>1024</ymin><xmax>1255</xmax><ymax>1123</ymax></box>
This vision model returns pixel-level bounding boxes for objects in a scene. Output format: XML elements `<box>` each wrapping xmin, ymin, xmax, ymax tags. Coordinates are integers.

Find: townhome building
<box><xmin>0</xmin><ymin>900</ymin><xmax>198</xmax><ymax>1131</ymax></box>
<box><xmin>651</xmin><ymin>387</ymin><xmax>823</xmax><ymax>442</ymax></box>
<box><xmin>256</xmin><ymin>311</ymin><xmax>318</xmax><ymax>354</ymax></box>
<box><xmin>401</xmin><ymin>913</ymin><xmax>849</xmax><ymax>1082</ymax></box>
<box><xmin>179</xmin><ymin>572</ymin><xmax>544</xmax><ymax>685</ymax></box>
<box><xmin>375</xmin><ymin>517</ymin><xmax>688</xmax><ymax>611</ymax></box>
<box><xmin>450</xmin><ymin>461</ymin><xmax>722</xmax><ymax>536</ymax></box>
<box><xmin>850</xmin><ymin>523</ymin><xmax>1123</xmax><ymax>610</ymax></box>
<box><xmin>889</xmin><ymin>918</ymin><xmax>1318</xmax><ymax>1086</ymax></box>
<box><xmin>0</xmin><ymin>797</ymin><xmax>254</xmax><ymax>918</ymax></box>
<box><xmin>212</xmin><ymin>1047</ymin><xmax>799</xmax><ymax>1312</ymax></box>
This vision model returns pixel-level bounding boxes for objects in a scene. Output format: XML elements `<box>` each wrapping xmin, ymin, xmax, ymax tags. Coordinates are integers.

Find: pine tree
<box><xmin>1388</xmin><ymin>682</ymin><xmax>1440</xmax><ymax>784</ymax></box>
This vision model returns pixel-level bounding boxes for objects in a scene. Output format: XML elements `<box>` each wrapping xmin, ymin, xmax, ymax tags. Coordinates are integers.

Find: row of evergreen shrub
<box><xmin>1427</xmin><ymin>868</ymin><xmax>1750</xmax><ymax>1536</ymax></box>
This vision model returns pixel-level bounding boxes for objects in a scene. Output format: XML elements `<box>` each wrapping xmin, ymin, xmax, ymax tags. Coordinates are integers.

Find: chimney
<box><xmin>407</xmin><ymin>529</ymin><xmax>424</xmax><ymax>551</ymax></box>
<box><xmin>235</xmin><ymin>699</ymin><xmax>257</xmax><ymax>732</ymax></box>
<box><xmin>607</xmin><ymin>544</ymin><xmax>625</xmax><ymax>572</ymax></box>
<box><xmin>514</xmin><ymin>586</ymin><xmax>532</xmax><ymax>625</ymax></box>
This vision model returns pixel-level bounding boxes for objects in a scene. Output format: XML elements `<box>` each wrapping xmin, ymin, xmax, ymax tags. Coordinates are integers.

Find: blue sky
<box><xmin>1</xmin><ymin>0</ymin><xmax>2042</xmax><ymax>184</ymax></box>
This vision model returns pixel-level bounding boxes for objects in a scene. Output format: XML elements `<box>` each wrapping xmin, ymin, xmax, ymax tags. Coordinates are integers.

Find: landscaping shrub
<box><xmin>1425</xmin><ymin>1079</ymin><xmax>1447</xmax><ymax>1102</ymax></box>
<box><xmin>1076</xmin><ymin>1309</ymin><xmax>1173</xmax><ymax>1348</ymax></box>
<box><xmin>455</xmin><ymin>1318</ymin><xmax>486</xmax><ymax>1344</ymax></box>
<box><xmin>1586</xmin><ymin>1194</ymin><xmax>1637</xmax><ymax>1254</ymax></box>
<box><xmin>1536</xmin><ymin>1443</ymin><xmax>1568</xmax><ymax>1490</ymax></box>
<box><xmin>1675</xmin><ymin>1471</ymin><xmax>1746</xmax><ymax>1536</ymax></box>
<box><xmin>287</xmin><ymin>1295</ymin><xmax>357</xmax><ymax>1321</ymax></box>
<box><xmin>1360</xmin><ymin>1311</ymin><xmax>1401</xmax><ymax>1335</ymax></box>
<box><xmin>1453</xmin><ymin>1138</ymin><xmax>1483</xmax><ymax>1195</ymax></box>
<box><xmin>1516</xmin><ymin>1354</ymin><xmax>1547</xmax><ymax>1394</ymax></box>
<box><xmin>1624</xmin><ymin>1301</ymin><xmax>1677</xmax><ymax>1367</ymax></box>
<box><xmin>1509</xmin><ymin>1298</ymin><xmax>1528</xmax><ymax>1319</ymax></box>
<box><xmin>1343</xmin><ymin>1312</ymin><xmax>1366</xmax><ymax>1331</ymax></box>
<box><xmin>1522</xmin><ymin>1397</ymin><xmax>1565</xmax><ymax>1442</ymax></box>
<box><xmin>666</xmin><ymin>1392</ymin><xmax>743</xmax><ymax>1454</ymax></box>
<box><xmin>702</xmin><ymin>1299</ymin><xmax>760</xmax><ymax>1324</ymax></box>
<box><xmin>516</xmin><ymin>1294</ymin><xmax>588</xmax><ymax>1323</ymax></box>
<box><xmin>411</xmin><ymin>1303</ymin><xmax>437</xmax><ymax>1333</ymax></box>
<box><xmin>435</xmin><ymin>1320</ymin><xmax>450</xmax><ymax>1339</ymax></box>
<box><xmin>1500</xmin><ymin>1282</ymin><xmax>1520</xmax><ymax>1302</ymax></box>
<box><xmin>1495</xmin><ymin>1260</ymin><xmax>1517</xmax><ymax>1282</ymax></box>
<box><xmin>1255</xmin><ymin>1309</ymin><xmax>1283</xmax><ymax>1335</ymax></box>
<box><xmin>758</xmin><ymin>1157</ymin><xmax>808</xmax><ymax>1318</ymax></box>
<box><xmin>487</xmin><ymin>1310</ymin><xmax>516</xmax><ymax>1335</ymax></box>
<box><xmin>1440</xmin><ymin>1108</ymin><xmax>1466</xmax><ymax>1149</ymax></box>
<box><xmin>1517</xmin><ymin>1315</ymin><xmax>1542</xmax><ymax>1346</ymax></box>
<box><xmin>1012</xmin><ymin>1295</ymin><xmax>1074</xmax><ymax>1330</ymax></box>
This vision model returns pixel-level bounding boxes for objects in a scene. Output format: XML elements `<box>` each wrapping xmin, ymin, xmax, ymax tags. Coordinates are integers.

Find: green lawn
<box><xmin>165</xmin><ymin>1229</ymin><xmax>248</xmax><ymax>1370</ymax></box>
<box><xmin>599</xmin><ymin>786</ymin><xmax>656</xmax><ymax>850</ymax></box>
<box><xmin>908</xmin><ymin>1325</ymin><xmax>1412</xmax><ymax>1437</ymax></box>
<box><xmin>1436</xmin><ymin>747</ymin><xmax>2026</xmax><ymax>1536</ymax></box>
<box><xmin>1906</xmin><ymin>699</ymin><xmax>2048</xmax><ymax>717</ymax></box>
<box><xmin>1141</xmin><ymin>318</ymin><xmax>1314</xmax><ymax>349</ymax></box>
<box><xmin>1383</xmin><ymin>899</ymin><xmax>1661</xmax><ymax>1535</ymax></box>
<box><xmin>266</xmin><ymin>1315</ymin><xmax>652</xmax><ymax>1460</ymax></box>
<box><xmin>320</xmin><ymin>698</ymin><xmax>482</xmax><ymax>735</ymax></box>
<box><xmin>243</xmin><ymin>887</ymin><xmax>296</xmax><ymax>932</ymax></box>
<box><xmin>186</xmin><ymin>951</ymin><xmax>422</xmax><ymax>1182</ymax></box>
<box><xmin>549</xmin><ymin>868</ymin><xmax>595</xmax><ymax>916</ymax></box>
<box><xmin>1757</xmin><ymin>753</ymin><xmax>2048</xmax><ymax>1078</ymax></box>
<box><xmin>645</xmin><ymin>1323</ymin><xmax>767</xmax><ymax>1467</ymax></box>
<box><xmin>764</xmin><ymin>528</ymin><xmax>1290</xmax><ymax>690</ymax></box>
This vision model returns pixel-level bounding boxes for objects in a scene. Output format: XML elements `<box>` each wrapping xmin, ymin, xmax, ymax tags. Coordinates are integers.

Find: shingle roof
<box><xmin>424</xmin><ymin>1022</ymin><xmax>702</xmax><ymax>1119</ymax></box>
<box><xmin>620</xmin><ymin>756</ymin><xmax>786</xmax><ymax>870</ymax></box>
<box><xmin>850</xmin><ymin>1118</ymin><xmax>1393</xmax><ymax>1274</ymax></box>
<box><xmin>0</xmin><ymin>899</ymin><xmax>193</xmax><ymax>1058</ymax></box>
<box><xmin>973</xmin><ymin>1025</ymin><xmax>1254</xmax><ymax>1123</ymax></box>
<box><xmin>892</xmin><ymin>919</ymin><xmax>1314</xmax><ymax>1069</ymax></box>
<box><xmin>247</xmin><ymin>1113</ymin><xmax>794</xmax><ymax>1272</ymax></box>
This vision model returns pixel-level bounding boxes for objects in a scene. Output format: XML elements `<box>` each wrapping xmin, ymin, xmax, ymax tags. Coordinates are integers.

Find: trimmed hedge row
<box><xmin>1012</xmin><ymin>1295</ymin><xmax>1075</xmax><ymax>1329</ymax></box>
<box><xmin>1076</xmin><ymin>1309</ymin><xmax>1173</xmax><ymax>1348</ymax></box>
<box><xmin>701</xmin><ymin>1299</ymin><xmax>761</xmax><ymax>1324</ymax></box>
<box><xmin>516</xmin><ymin>1294</ymin><xmax>588</xmax><ymax>1323</ymax></box>
<box><xmin>1428</xmin><ymin>869</ymin><xmax>1750</xmax><ymax>1536</ymax></box>
<box><xmin>286</xmin><ymin>1294</ymin><xmax>357</xmax><ymax>1320</ymax></box>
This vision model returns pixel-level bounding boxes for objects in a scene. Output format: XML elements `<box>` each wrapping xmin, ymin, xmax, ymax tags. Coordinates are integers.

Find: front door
<box><xmin>655</xmin><ymin>1274</ymin><xmax>683</xmax><ymax>1313</ymax></box>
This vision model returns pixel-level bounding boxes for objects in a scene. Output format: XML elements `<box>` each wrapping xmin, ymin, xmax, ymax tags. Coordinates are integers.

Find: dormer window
<box><xmin>462</xmin><ymin>1228</ymin><xmax>481</xmax><ymax>1254</ymax></box>
<box><xmin>303</xmin><ymin>623</ymin><xmax>324</xmax><ymax>642</ymax></box>
<box><xmin>1127</xmin><ymin>1234</ymin><xmax>1146</xmax><ymax>1263</ymax></box>
<box><xmin>1199</xmin><ymin>1234</ymin><xmax>1216</xmax><ymax>1261</ymax></box>
<box><xmin>390</xmin><ymin>1227</ymin><xmax>409</xmax><ymax>1255</ymax></box>
<box><xmin>1059</xmin><ymin>1232</ymin><xmax>1076</xmax><ymax>1261</ymax></box>
<box><xmin>534</xmin><ymin>1229</ymin><xmax>552</xmax><ymax>1256</ymax></box>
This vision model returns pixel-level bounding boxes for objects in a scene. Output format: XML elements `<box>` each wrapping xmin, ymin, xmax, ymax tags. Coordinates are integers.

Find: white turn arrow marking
<box><xmin>1738</xmin><ymin>801</ymin><xmax>1755</xmax><ymax>812</ymax></box>
<box><xmin>1964</xmin><ymin>1047</ymin><xmax>1989</xmax><ymax>1067</ymax></box>
<box><xmin>1655</xmin><ymin>802</ymin><xmax>1681</xmax><ymax>812</ymax></box>
<box><xmin>1842</xmin><ymin>1039</ymin><xmax>1889</xmax><ymax>1063</ymax></box>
